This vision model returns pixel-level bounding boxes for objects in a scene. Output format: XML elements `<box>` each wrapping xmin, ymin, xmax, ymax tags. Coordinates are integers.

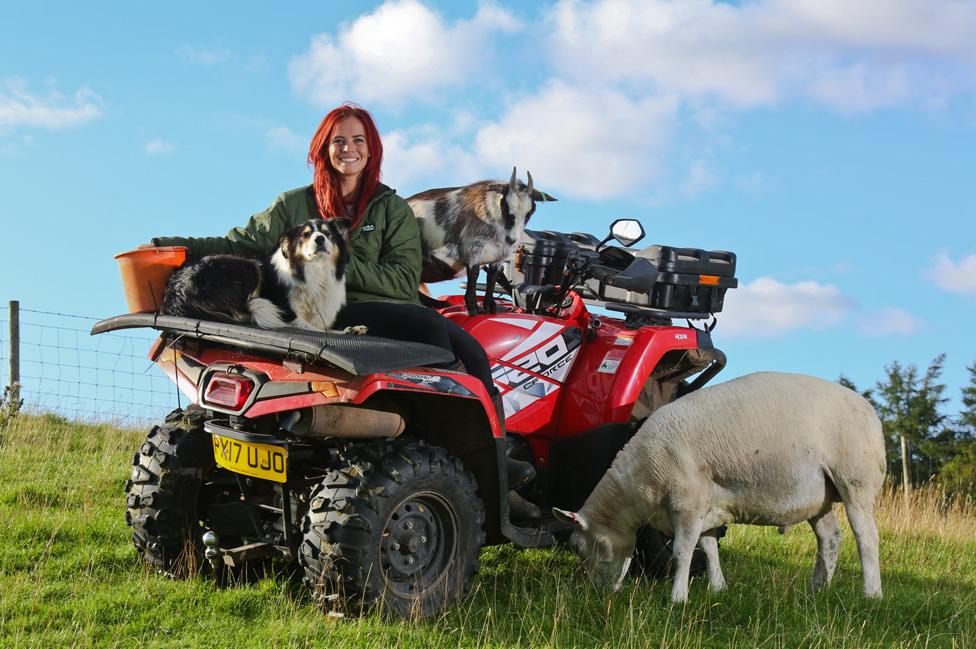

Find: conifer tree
<box><xmin>874</xmin><ymin>354</ymin><xmax>949</xmax><ymax>485</ymax></box>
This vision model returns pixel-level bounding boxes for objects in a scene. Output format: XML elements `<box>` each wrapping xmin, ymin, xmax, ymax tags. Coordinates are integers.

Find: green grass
<box><xmin>1</xmin><ymin>413</ymin><xmax>974</xmax><ymax>648</ymax></box>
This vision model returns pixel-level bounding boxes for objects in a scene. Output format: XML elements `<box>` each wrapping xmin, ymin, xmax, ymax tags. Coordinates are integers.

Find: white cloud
<box><xmin>144</xmin><ymin>139</ymin><xmax>174</xmax><ymax>156</ymax></box>
<box><xmin>720</xmin><ymin>276</ymin><xmax>854</xmax><ymax>338</ymax></box>
<box><xmin>546</xmin><ymin>0</ymin><xmax>976</xmax><ymax>112</ymax></box>
<box><xmin>0</xmin><ymin>79</ymin><xmax>102</xmax><ymax>132</ymax></box>
<box><xmin>264</xmin><ymin>126</ymin><xmax>305</xmax><ymax>152</ymax></box>
<box><xmin>178</xmin><ymin>45</ymin><xmax>235</xmax><ymax>66</ymax></box>
<box><xmin>679</xmin><ymin>159</ymin><xmax>720</xmax><ymax>197</ymax></box>
<box><xmin>926</xmin><ymin>252</ymin><xmax>976</xmax><ymax>297</ymax></box>
<box><xmin>473</xmin><ymin>81</ymin><xmax>678</xmax><ymax>199</ymax></box>
<box><xmin>856</xmin><ymin>307</ymin><xmax>922</xmax><ymax>337</ymax></box>
<box><xmin>737</xmin><ymin>170</ymin><xmax>775</xmax><ymax>198</ymax></box>
<box><xmin>288</xmin><ymin>0</ymin><xmax>522</xmax><ymax>106</ymax></box>
<box><xmin>381</xmin><ymin>128</ymin><xmax>483</xmax><ymax>193</ymax></box>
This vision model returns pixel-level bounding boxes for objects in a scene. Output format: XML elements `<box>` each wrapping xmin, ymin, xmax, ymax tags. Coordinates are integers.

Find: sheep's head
<box><xmin>552</xmin><ymin>508</ymin><xmax>635</xmax><ymax>591</ymax></box>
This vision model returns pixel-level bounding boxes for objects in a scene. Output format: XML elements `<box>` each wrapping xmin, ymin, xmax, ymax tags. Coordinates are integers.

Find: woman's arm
<box><xmin>152</xmin><ymin>193</ymin><xmax>294</xmax><ymax>258</ymax></box>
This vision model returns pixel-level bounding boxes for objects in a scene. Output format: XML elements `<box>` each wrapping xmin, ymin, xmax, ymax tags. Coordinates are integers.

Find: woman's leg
<box><xmin>443</xmin><ymin>318</ymin><xmax>495</xmax><ymax>395</ymax></box>
<box><xmin>335</xmin><ymin>301</ymin><xmax>496</xmax><ymax>395</ymax></box>
<box><xmin>333</xmin><ymin>301</ymin><xmax>452</xmax><ymax>349</ymax></box>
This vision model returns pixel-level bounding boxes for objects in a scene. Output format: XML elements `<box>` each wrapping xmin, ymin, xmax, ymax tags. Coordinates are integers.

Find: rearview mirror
<box><xmin>610</xmin><ymin>219</ymin><xmax>645</xmax><ymax>247</ymax></box>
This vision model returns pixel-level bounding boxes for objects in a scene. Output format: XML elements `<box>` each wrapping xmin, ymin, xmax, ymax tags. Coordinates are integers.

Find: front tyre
<box><xmin>299</xmin><ymin>438</ymin><xmax>485</xmax><ymax>619</ymax></box>
<box><xmin>125</xmin><ymin>407</ymin><xmax>213</xmax><ymax>576</ymax></box>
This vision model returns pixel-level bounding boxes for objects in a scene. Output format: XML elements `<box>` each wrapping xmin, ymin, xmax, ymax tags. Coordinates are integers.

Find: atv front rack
<box><xmin>91</xmin><ymin>313</ymin><xmax>456</xmax><ymax>375</ymax></box>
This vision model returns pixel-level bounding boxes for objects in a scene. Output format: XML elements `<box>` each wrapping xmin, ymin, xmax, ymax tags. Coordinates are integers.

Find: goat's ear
<box><xmin>552</xmin><ymin>508</ymin><xmax>588</xmax><ymax>531</ymax></box>
<box><xmin>526</xmin><ymin>171</ymin><xmax>557</xmax><ymax>202</ymax></box>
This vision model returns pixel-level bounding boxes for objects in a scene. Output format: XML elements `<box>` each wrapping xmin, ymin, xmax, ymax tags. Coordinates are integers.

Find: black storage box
<box><xmin>508</xmin><ymin>230</ymin><xmax>580</xmax><ymax>286</ymax></box>
<box><xmin>579</xmin><ymin>244</ymin><xmax>737</xmax><ymax>315</ymax></box>
<box><xmin>636</xmin><ymin>245</ymin><xmax>736</xmax><ymax>277</ymax></box>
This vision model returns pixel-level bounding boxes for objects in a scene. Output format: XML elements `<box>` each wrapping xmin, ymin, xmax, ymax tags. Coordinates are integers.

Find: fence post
<box><xmin>8</xmin><ymin>300</ymin><xmax>19</xmax><ymax>407</ymax></box>
<box><xmin>900</xmin><ymin>434</ymin><xmax>910</xmax><ymax>508</ymax></box>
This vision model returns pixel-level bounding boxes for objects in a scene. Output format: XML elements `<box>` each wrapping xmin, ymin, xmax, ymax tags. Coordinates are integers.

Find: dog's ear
<box><xmin>278</xmin><ymin>233</ymin><xmax>291</xmax><ymax>259</ymax></box>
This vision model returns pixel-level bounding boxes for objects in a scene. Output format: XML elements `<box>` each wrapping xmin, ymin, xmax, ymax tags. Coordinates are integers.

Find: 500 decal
<box><xmin>491</xmin><ymin>329</ymin><xmax>582</xmax><ymax>389</ymax></box>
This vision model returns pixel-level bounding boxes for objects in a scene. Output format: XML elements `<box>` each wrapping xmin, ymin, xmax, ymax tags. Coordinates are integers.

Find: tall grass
<box><xmin>1</xmin><ymin>413</ymin><xmax>974</xmax><ymax>648</ymax></box>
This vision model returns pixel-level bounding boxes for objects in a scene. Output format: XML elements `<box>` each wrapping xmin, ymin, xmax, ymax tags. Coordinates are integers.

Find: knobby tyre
<box><xmin>299</xmin><ymin>438</ymin><xmax>485</xmax><ymax>619</ymax></box>
<box><xmin>631</xmin><ymin>525</ymin><xmax>713</xmax><ymax>580</ymax></box>
<box><xmin>125</xmin><ymin>406</ymin><xmax>214</xmax><ymax>577</ymax></box>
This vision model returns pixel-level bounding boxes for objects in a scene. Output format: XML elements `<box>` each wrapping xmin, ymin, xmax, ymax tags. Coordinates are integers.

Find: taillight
<box><xmin>203</xmin><ymin>372</ymin><xmax>255</xmax><ymax>410</ymax></box>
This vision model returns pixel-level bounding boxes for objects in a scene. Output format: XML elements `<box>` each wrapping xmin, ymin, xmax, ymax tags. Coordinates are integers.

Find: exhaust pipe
<box><xmin>292</xmin><ymin>404</ymin><xmax>405</xmax><ymax>439</ymax></box>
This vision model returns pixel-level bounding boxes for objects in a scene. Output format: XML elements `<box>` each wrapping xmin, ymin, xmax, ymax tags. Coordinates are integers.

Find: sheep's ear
<box><xmin>509</xmin><ymin>166</ymin><xmax>518</xmax><ymax>194</ymax></box>
<box><xmin>552</xmin><ymin>507</ymin><xmax>588</xmax><ymax>531</ymax></box>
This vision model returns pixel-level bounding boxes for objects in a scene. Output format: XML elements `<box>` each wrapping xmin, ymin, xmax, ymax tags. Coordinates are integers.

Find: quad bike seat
<box><xmin>91</xmin><ymin>313</ymin><xmax>456</xmax><ymax>375</ymax></box>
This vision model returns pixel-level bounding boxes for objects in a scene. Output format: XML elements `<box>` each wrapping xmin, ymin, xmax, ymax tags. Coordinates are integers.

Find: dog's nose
<box><xmin>314</xmin><ymin>233</ymin><xmax>326</xmax><ymax>248</ymax></box>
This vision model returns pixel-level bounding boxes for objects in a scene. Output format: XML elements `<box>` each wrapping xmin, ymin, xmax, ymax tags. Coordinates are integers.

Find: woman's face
<box><xmin>328</xmin><ymin>116</ymin><xmax>369</xmax><ymax>186</ymax></box>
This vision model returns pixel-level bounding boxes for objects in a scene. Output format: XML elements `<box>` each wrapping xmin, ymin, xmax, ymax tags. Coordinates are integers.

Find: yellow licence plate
<box><xmin>212</xmin><ymin>434</ymin><xmax>287</xmax><ymax>483</ymax></box>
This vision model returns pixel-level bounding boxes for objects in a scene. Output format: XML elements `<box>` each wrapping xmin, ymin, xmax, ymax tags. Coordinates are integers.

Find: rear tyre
<box><xmin>125</xmin><ymin>406</ymin><xmax>213</xmax><ymax>576</ymax></box>
<box><xmin>631</xmin><ymin>525</ymin><xmax>713</xmax><ymax>580</ymax></box>
<box><xmin>299</xmin><ymin>438</ymin><xmax>485</xmax><ymax>619</ymax></box>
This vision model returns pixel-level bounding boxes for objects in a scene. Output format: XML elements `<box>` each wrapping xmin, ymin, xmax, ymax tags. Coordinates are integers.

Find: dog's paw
<box><xmin>341</xmin><ymin>325</ymin><xmax>369</xmax><ymax>335</ymax></box>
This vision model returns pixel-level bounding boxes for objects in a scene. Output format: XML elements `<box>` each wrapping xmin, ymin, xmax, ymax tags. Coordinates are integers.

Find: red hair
<box><xmin>308</xmin><ymin>103</ymin><xmax>383</xmax><ymax>227</ymax></box>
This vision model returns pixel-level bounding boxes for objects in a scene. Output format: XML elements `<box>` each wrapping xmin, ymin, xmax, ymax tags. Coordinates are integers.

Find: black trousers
<box><xmin>334</xmin><ymin>301</ymin><xmax>494</xmax><ymax>394</ymax></box>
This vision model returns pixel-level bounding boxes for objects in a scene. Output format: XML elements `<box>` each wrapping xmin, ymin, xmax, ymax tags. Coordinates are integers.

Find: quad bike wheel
<box><xmin>125</xmin><ymin>406</ymin><xmax>213</xmax><ymax>576</ymax></box>
<box><xmin>631</xmin><ymin>526</ymin><xmax>709</xmax><ymax>579</ymax></box>
<box><xmin>299</xmin><ymin>438</ymin><xmax>485</xmax><ymax>619</ymax></box>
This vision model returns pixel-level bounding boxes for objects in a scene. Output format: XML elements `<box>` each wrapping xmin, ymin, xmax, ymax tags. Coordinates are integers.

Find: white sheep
<box><xmin>553</xmin><ymin>371</ymin><xmax>886</xmax><ymax>602</ymax></box>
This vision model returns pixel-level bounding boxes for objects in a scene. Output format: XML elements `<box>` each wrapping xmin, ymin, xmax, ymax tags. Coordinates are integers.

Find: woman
<box><xmin>152</xmin><ymin>104</ymin><xmax>535</xmax><ymax>499</ymax></box>
<box><xmin>153</xmin><ymin>105</ymin><xmax>494</xmax><ymax>387</ymax></box>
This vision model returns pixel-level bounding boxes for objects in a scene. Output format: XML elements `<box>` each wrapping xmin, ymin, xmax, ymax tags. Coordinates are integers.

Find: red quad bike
<box><xmin>92</xmin><ymin>218</ymin><xmax>737</xmax><ymax>619</ymax></box>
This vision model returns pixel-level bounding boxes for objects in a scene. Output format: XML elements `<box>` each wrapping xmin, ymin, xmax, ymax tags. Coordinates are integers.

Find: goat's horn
<box><xmin>526</xmin><ymin>170</ymin><xmax>534</xmax><ymax>197</ymax></box>
<box><xmin>509</xmin><ymin>166</ymin><xmax>518</xmax><ymax>193</ymax></box>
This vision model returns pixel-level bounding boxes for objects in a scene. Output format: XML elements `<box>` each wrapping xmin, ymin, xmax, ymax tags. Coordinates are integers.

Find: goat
<box><xmin>407</xmin><ymin>167</ymin><xmax>556</xmax><ymax>315</ymax></box>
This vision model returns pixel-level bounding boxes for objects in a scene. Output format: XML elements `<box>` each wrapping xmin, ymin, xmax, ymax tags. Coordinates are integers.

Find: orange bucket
<box><xmin>114</xmin><ymin>247</ymin><xmax>188</xmax><ymax>313</ymax></box>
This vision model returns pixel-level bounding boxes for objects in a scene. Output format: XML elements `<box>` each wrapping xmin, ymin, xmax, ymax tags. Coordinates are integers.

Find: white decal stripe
<box><xmin>494</xmin><ymin>317</ymin><xmax>538</xmax><ymax>330</ymax></box>
<box><xmin>501</xmin><ymin>321</ymin><xmax>564</xmax><ymax>362</ymax></box>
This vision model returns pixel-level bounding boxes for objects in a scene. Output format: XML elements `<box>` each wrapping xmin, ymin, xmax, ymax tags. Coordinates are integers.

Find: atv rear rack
<box><xmin>91</xmin><ymin>313</ymin><xmax>456</xmax><ymax>375</ymax></box>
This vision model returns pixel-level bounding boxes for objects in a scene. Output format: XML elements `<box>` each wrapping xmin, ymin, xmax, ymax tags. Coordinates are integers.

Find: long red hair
<box><xmin>308</xmin><ymin>103</ymin><xmax>383</xmax><ymax>226</ymax></box>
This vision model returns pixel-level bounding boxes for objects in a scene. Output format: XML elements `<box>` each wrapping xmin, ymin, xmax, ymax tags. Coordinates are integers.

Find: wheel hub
<box><xmin>379</xmin><ymin>493</ymin><xmax>458</xmax><ymax>594</ymax></box>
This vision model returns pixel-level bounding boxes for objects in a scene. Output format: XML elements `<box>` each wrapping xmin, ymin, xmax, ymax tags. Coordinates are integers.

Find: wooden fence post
<box><xmin>7</xmin><ymin>300</ymin><xmax>19</xmax><ymax>407</ymax></box>
<box><xmin>900</xmin><ymin>434</ymin><xmax>910</xmax><ymax>508</ymax></box>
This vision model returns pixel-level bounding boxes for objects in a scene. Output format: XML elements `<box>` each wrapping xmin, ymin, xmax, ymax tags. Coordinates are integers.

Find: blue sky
<box><xmin>1</xmin><ymin>0</ymin><xmax>975</xmax><ymax>409</ymax></box>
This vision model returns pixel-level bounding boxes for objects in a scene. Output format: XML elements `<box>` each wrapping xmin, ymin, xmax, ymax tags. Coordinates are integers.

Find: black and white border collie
<box><xmin>163</xmin><ymin>218</ymin><xmax>364</xmax><ymax>333</ymax></box>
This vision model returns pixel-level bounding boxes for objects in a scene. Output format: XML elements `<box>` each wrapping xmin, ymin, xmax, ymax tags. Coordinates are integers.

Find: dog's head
<box><xmin>276</xmin><ymin>218</ymin><xmax>351</xmax><ymax>280</ymax></box>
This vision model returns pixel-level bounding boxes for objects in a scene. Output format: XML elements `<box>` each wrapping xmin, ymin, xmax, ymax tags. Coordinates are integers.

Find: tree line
<box><xmin>840</xmin><ymin>355</ymin><xmax>976</xmax><ymax>498</ymax></box>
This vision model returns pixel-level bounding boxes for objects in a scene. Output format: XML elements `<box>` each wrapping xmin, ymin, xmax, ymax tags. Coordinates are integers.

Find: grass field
<box><xmin>1</xmin><ymin>413</ymin><xmax>974</xmax><ymax>648</ymax></box>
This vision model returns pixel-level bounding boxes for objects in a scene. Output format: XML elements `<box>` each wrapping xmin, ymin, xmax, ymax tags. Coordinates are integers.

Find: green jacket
<box><xmin>154</xmin><ymin>183</ymin><xmax>421</xmax><ymax>304</ymax></box>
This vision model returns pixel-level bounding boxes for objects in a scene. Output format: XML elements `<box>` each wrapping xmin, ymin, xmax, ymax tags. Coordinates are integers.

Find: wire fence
<box><xmin>1</xmin><ymin>303</ymin><xmax>180</xmax><ymax>426</ymax></box>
